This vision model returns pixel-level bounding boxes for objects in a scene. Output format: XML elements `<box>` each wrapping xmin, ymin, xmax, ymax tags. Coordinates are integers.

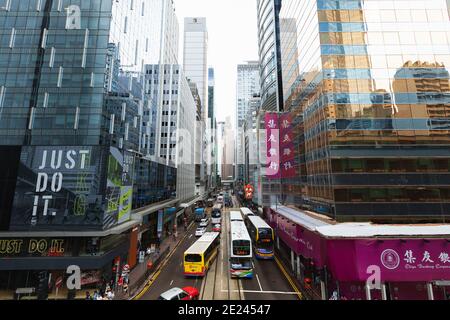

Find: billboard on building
<box><xmin>10</xmin><ymin>146</ymin><xmax>134</xmax><ymax>231</ymax></box>
<box><xmin>105</xmin><ymin>147</ymin><xmax>135</xmax><ymax>227</ymax></box>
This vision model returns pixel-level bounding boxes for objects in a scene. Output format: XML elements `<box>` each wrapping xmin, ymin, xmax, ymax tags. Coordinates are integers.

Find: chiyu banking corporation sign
<box><xmin>327</xmin><ymin>239</ymin><xmax>450</xmax><ymax>282</ymax></box>
<box><xmin>379</xmin><ymin>247</ymin><xmax>450</xmax><ymax>272</ymax></box>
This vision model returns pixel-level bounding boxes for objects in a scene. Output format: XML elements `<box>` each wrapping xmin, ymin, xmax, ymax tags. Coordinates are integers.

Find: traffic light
<box><xmin>37</xmin><ymin>271</ymin><xmax>49</xmax><ymax>300</ymax></box>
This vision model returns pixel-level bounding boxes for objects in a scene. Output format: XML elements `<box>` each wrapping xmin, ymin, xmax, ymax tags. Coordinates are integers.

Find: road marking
<box><xmin>274</xmin><ymin>256</ymin><xmax>303</xmax><ymax>300</ymax></box>
<box><xmin>221</xmin><ymin>289</ymin><xmax>299</xmax><ymax>295</ymax></box>
<box><xmin>132</xmin><ymin>223</ymin><xmax>195</xmax><ymax>300</ymax></box>
<box><xmin>170</xmin><ymin>280</ymin><xmax>174</xmax><ymax>286</ymax></box>
<box><xmin>256</xmin><ymin>274</ymin><xmax>263</xmax><ymax>292</ymax></box>
<box><xmin>189</xmin><ymin>234</ymin><xmax>193</xmax><ymax>239</ymax></box>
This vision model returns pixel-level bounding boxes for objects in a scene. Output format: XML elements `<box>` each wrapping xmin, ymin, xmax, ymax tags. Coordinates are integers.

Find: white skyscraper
<box><xmin>183</xmin><ymin>17</ymin><xmax>210</xmax><ymax>195</ymax></box>
<box><xmin>142</xmin><ymin>1</ymin><xmax>197</xmax><ymax>203</ymax></box>
<box><xmin>236</xmin><ymin>61</ymin><xmax>260</xmax><ymax>182</ymax></box>
<box><xmin>183</xmin><ymin>17</ymin><xmax>209</xmax><ymax>120</ymax></box>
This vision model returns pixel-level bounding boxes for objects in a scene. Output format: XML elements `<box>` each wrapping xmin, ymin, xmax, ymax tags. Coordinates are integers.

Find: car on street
<box><xmin>207</xmin><ymin>198</ymin><xmax>215</xmax><ymax>207</ymax></box>
<box><xmin>199</xmin><ymin>218</ymin><xmax>209</xmax><ymax>228</ymax></box>
<box><xmin>158</xmin><ymin>287</ymin><xmax>199</xmax><ymax>300</ymax></box>
<box><xmin>212</xmin><ymin>224</ymin><xmax>221</xmax><ymax>233</ymax></box>
<box><xmin>195</xmin><ymin>227</ymin><xmax>207</xmax><ymax>237</ymax></box>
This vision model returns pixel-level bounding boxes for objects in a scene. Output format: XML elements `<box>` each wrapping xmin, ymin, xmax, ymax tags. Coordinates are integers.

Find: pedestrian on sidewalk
<box><xmin>123</xmin><ymin>282</ymin><xmax>129</xmax><ymax>297</ymax></box>
<box><xmin>106</xmin><ymin>288</ymin><xmax>115</xmax><ymax>300</ymax></box>
<box><xmin>117</xmin><ymin>276</ymin><xmax>124</xmax><ymax>292</ymax></box>
<box><xmin>173</xmin><ymin>225</ymin><xmax>178</xmax><ymax>241</ymax></box>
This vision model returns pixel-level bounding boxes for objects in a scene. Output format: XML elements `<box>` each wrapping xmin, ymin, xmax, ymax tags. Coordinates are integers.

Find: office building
<box><xmin>256</xmin><ymin>0</ymin><xmax>284</xmax><ymax>112</ymax></box>
<box><xmin>0</xmin><ymin>0</ymin><xmax>187</xmax><ymax>298</ymax></box>
<box><xmin>236</xmin><ymin>62</ymin><xmax>260</xmax><ymax>182</ymax></box>
<box><xmin>267</xmin><ymin>0</ymin><xmax>450</xmax><ymax>300</ymax></box>
<box><xmin>183</xmin><ymin>17</ymin><xmax>210</xmax><ymax>195</ymax></box>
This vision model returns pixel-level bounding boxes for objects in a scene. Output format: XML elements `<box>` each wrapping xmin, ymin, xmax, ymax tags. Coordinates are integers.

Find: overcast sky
<box><xmin>173</xmin><ymin>0</ymin><xmax>259</xmax><ymax>127</ymax></box>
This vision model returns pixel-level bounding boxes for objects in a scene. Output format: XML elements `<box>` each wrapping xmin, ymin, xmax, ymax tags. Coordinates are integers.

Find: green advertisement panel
<box><xmin>105</xmin><ymin>147</ymin><xmax>135</xmax><ymax>225</ymax></box>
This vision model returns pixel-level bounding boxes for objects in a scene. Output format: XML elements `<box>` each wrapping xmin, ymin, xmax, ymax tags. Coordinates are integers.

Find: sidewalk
<box><xmin>115</xmin><ymin>222</ymin><xmax>195</xmax><ymax>300</ymax></box>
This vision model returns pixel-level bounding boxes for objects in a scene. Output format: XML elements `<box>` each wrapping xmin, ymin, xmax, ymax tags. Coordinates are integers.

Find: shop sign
<box><xmin>105</xmin><ymin>147</ymin><xmax>135</xmax><ymax>226</ymax></box>
<box><xmin>139</xmin><ymin>251</ymin><xmax>145</xmax><ymax>264</ymax></box>
<box><xmin>10</xmin><ymin>146</ymin><xmax>105</xmax><ymax>229</ymax></box>
<box><xmin>0</xmin><ymin>238</ymin><xmax>65</xmax><ymax>257</ymax></box>
<box><xmin>327</xmin><ymin>239</ymin><xmax>450</xmax><ymax>282</ymax></box>
<box><xmin>80</xmin><ymin>271</ymin><xmax>102</xmax><ymax>286</ymax></box>
<box><xmin>244</xmin><ymin>184</ymin><xmax>254</xmax><ymax>200</ymax></box>
<box><xmin>279</xmin><ymin>113</ymin><xmax>296</xmax><ymax>178</ymax></box>
<box><xmin>265</xmin><ymin>113</ymin><xmax>280</xmax><ymax>179</ymax></box>
<box><xmin>157</xmin><ymin>210</ymin><xmax>164</xmax><ymax>238</ymax></box>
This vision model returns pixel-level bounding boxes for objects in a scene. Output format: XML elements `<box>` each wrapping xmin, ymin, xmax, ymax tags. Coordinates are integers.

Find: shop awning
<box><xmin>132</xmin><ymin>198</ymin><xmax>180</xmax><ymax>221</ymax></box>
<box><xmin>317</xmin><ymin>223</ymin><xmax>450</xmax><ymax>238</ymax></box>
<box><xmin>270</xmin><ymin>205</ymin><xmax>450</xmax><ymax>238</ymax></box>
<box><xmin>270</xmin><ymin>205</ymin><xmax>330</xmax><ymax>231</ymax></box>
<box><xmin>0</xmin><ymin>219</ymin><xmax>140</xmax><ymax>238</ymax></box>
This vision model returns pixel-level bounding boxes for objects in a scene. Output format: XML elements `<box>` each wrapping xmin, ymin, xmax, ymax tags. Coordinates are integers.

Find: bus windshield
<box><xmin>185</xmin><ymin>254</ymin><xmax>202</xmax><ymax>263</ymax></box>
<box><xmin>230</xmin><ymin>257</ymin><xmax>252</xmax><ymax>270</ymax></box>
<box><xmin>233</xmin><ymin>240</ymin><xmax>251</xmax><ymax>256</ymax></box>
<box><xmin>258</xmin><ymin>228</ymin><xmax>273</xmax><ymax>246</ymax></box>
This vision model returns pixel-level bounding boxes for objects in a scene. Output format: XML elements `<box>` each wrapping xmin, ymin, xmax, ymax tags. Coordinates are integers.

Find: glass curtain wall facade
<box><xmin>257</xmin><ymin>0</ymin><xmax>283</xmax><ymax>111</ymax></box>
<box><xmin>256</xmin><ymin>0</ymin><xmax>285</xmax><ymax>208</ymax></box>
<box><xmin>0</xmin><ymin>0</ymin><xmax>180</xmax><ymax>231</ymax></box>
<box><xmin>280</xmin><ymin>0</ymin><xmax>450</xmax><ymax>222</ymax></box>
<box><xmin>0</xmin><ymin>0</ymin><xmax>181</xmax><ymax>298</ymax></box>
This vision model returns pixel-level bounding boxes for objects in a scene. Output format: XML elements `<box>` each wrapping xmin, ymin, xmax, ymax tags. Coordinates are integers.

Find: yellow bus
<box><xmin>184</xmin><ymin>232</ymin><xmax>220</xmax><ymax>277</ymax></box>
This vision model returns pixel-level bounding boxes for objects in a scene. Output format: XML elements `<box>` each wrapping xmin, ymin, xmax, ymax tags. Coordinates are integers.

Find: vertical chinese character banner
<box><xmin>265</xmin><ymin>113</ymin><xmax>280</xmax><ymax>179</ymax></box>
<box><xmin>279</xmin><ymin>113</ymin><xmax>296</xmax><ymax>179</ymax></box>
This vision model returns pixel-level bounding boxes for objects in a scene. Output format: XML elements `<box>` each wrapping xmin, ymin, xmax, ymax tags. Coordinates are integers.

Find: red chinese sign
<box><xmin>265</xmin><ymin>113</ymin><xmax>280</xmax><ymax>179</ymax></box>
<box><xmin>279</xmin><ymin>113</ymin><xmax>296</xmax><ymax>178</ymax></box>
<box><xmin>244</xmin><ymin>184</ymin><xmax>254</xmax><ymax>200</ymax></box>
<box><xmin>265</xmin><ymin>112</ymin><xmax>296</xmax><ymax>179</ymax></box>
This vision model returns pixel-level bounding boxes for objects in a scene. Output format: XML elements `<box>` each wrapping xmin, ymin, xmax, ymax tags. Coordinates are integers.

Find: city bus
<box><xmin>195</xmin><ymin>207</ymin><xmax>206</xmax><ymax>222</ymax></box>
<box><xmin>230</xmin><ymin>211</ymin><xmax>244</xmax><ymax>222</ymax></box>
<box><xmin>240</xmin><ymin>207</ymin><xmax>255</xmax><ymax>223</ymax></box>
<box><xmin>211</xmin><ymin>204</ymin><xmax>222</xmax><ymax>224</ymax></box>
<box><xmin>246</xmin><ymin>216</ymin><xmax>275</xmax><ymax>260</ymax></box>
<box><xmin>229</xmin><ymin>220</ymin><xmax>254</xmax><ymax>279</ymax></box>
<box><xmin>184</xmin><ymin>232</ymin><xmax>220</xmax><ymax>277</ymax></box>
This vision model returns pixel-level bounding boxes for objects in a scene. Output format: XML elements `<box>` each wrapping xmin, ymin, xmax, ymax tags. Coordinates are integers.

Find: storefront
<box><xmin>0</xmin><ymin>234</ymin><xmax>130</xmax><ymax>300</ymax></box>
<box><xmin>268</xmin><ymin>206</ymin><xmax>450</xmax><ymax>300</ymax></box>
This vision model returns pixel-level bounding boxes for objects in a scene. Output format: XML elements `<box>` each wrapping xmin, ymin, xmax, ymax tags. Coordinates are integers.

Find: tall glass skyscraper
<box><xmin>280</xmin><ymin>0</ymin><xmax>450</xmax><ymax>222</ymax></box>
<box><xmin>257</xmin><ymin>0</ymin><xmax>284</xmax><ymax>112</ymax></box>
